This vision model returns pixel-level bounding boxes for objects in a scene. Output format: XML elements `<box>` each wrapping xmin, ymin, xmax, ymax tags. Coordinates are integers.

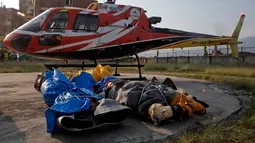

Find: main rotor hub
<box><xmin>105</xmin><ymin>0</ymin><xmax>116</xmax><ymax>4</ymax></box>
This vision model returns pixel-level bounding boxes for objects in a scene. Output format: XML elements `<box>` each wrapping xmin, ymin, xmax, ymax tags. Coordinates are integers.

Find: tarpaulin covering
<box><xmin>51</xmin><ymin>88</ymin><xmax>102</xmax><ymax>114</ymax></box>
<box><xmin>103</xmin><ymin>78</ymin><xmax>209</xmax><ymax>124</ymax></box>
<box><xmin>45</xmin><ymin>88</ymin><xmax>103</xmax><ymax>133</ymax></box>
<box><xmin>39</xmin><ymin>68</ymin><xmax>208</xmax><ymax>133</ymax></box>
<box><xmin>71</xmin><ymin>72</ymin><xmax>96</xmax><ymax>91</ymax></box>
<box><xmin>40</xmin><ymin>69</ymin><xmax>123</xmax><ymax>133</ymax></box>
<box><xmin>105</xmin><ymin>81</ymin><xmax>177</xmax><ymax>119</ymax></box>
<box><xmin>40</xmin><ymin>70</ymin><xmax>74</xmax><ymax>107</ymax></box>
<box><xmin>85</xmin><ymin>64</ymin><xmax>113</xmax><ymax>82</ymax></box>
<box><xmin>56</xmin><ymin>98</ymin><xmax>132</xmax><ymax>132</ymax></box>
<box><xmin>95</xmin><ymin>76</ymin><xmax>119</xmax><ymax>93</ymax></box>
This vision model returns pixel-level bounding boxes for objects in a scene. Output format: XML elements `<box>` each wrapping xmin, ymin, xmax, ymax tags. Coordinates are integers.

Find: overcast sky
<box><xmin>1</xmin><ymin>0</ymin><xmax>254</xmax><ymax>38</ymax></box>
<box><xmin>118</xmin><ymin>0</ymin><xmax>255</xmax><ymax>38</ymax></box>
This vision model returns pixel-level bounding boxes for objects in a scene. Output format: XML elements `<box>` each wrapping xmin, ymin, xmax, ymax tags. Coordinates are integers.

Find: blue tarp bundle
<box><xmin>40</xmin><ymin>70</ymin><xmax>74</xmax><ymax>107</ymax></box>
<box><xmin>51</xmin><ymin>88</ymin><xmax>102</xmax><ymax>114</ymax></box>
<box><xmin>45</xmin><ymin>88</ymin><xmax>103</xmax><ymax>133</ymax></box>
<box><xmin>40</xmin><ymin>69</ymin><xmax>118</xmax><ymax>133</ymax></box>
<box><xmin>71</xmin><ymin>72</ymin><xmax>96</xmax><ymax>91</ymax></box>
<box><xmin>95</xmin><ymin>76</ymin><xmax>119</xmax><ymax>93</ymax></box>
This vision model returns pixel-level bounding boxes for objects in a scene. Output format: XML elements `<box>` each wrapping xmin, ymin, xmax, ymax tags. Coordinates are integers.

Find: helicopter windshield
<box><xmin>18</xmin><ymin>9</ymin><xmax>52</xmax><ymax>32</ymax></box>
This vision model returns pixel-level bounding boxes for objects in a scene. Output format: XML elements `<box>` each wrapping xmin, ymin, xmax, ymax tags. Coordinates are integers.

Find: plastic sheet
<box><xmin>63</xmin><ymin>64</ymin><xmax>113</xmax><ymax>82</ymax></box>
<box><xmin>51</xmin><ymin>88</ymin><xmax>102</xmax><ymax>114</ymax></box>
<box><xmin>64</xmin><ymin>71</ymin><xmax>79</xmax><ymax>80</ymax></box>
<box><xmin>40</xmin><ymin>70</ymin><xmax>74</xmax><ymax>107</ymax></box>
<box><xmin>45</xmin><ymin>88</ymin><xmax>103</xmax><ymax>133</ymax></box>
<box><xmin>86</xmin><ymin>68</ymin><xmax>101</xmax><ymax>82</ymax></box>
<box><xmin>99</xmin><ymin>65</ymin><xmax>113</xmax><ymax>79</ymax></box>
<box><xmin>39</xmin><ymin>67</ymin><xmax>121</xmax><ymax>133</ymax></box>
<box><xmin>95</xmin><ymin>76</ymin><xmax>119</xmax><ymax>93</ymax></box>
<box><xmin>71</xmin><ymin>72</ymin><xmax>96</xmax><ymax>91</ymax></box>
<box><xmin>86</xmin><ymin>64</ymin><xmax>113</xmax><ymax>82</ymax></box>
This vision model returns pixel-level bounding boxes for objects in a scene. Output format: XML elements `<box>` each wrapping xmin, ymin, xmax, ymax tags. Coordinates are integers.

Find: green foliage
<box><xmin>205</xmin><ymin>67</ymin><xmax>255</xmax><ymax>78</ymax></box>
<box><xmin>1</xmin><ymin>61</ymin><xmax>254</xmax><ymax>93</ymax></box>
<box><xmin>0</xmin><ymin>61</ymin><xmax>45</xmax><ymax>73</ymax></box>
<box><xmin>0</xmin><ymin>61</ymin><xmax>255</xmax><ymax>143</ymax></box>
<box><xmin>167</xmin><ymin>98</ymin><xmax>255</xmax><ymax>143</ymax></box>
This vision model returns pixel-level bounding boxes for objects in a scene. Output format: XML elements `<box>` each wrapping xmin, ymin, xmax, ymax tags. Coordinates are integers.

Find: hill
<box><xmin>240</xmin><ymin>36</ymin><xmax>255</xmax><ymax>47</ymax></box>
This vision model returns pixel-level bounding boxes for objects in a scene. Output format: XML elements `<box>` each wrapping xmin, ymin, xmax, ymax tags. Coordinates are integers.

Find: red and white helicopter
<box><xmin>3</xmin><ymin>0</ymin><xmax>245</xmax><ymax>80</ymax></box>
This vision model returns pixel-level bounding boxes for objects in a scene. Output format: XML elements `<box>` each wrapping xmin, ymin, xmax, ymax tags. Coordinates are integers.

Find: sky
<box><xmin>1</xmin><ymin>0</ymin><xmax>254</xmax><ymax>38</ymax></box>
<box><xmin>0</xmin><ymin>0</ymin><xmax>18</xmax><ymax>9</ymax></box>
<box><xmin>116</xmin><ymin>0</ymin><xmax>255</xmax><ymax>38</ymax></box>
<box><xmin>0</xmin><ymin>0</ymin><xmax>254</xmax><ymax>56</ymax></box>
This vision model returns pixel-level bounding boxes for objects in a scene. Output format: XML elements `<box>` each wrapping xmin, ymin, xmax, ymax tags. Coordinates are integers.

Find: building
<box><xmin>20</xmin><ymin>0</ymin><xmax>95</xmax><ymax>21</ymax></box>
<box><xmin>0</xmin><ymin>4</ymin><xmax>25</xmax><ymax>36</ymax></box>
<box><xmin>0</xmin><ymin>3</ymin><xmax>25</xmax><ymax>61</ymax></box>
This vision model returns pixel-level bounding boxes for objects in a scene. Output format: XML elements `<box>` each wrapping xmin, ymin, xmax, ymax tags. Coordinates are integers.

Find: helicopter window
<box><xmin>46</xmin><ymin>12</ymin><xmax>70</xmax><ymax>32</ymax></box>
<box><xmin>18</xmin><ymin>9</ymin><xmax>52</xmax><ymax>32</ymax></box>
<box><xmin>73</xmin><ymin>14</ymin><xmax>99</xmax><ymax>32</ymax></box>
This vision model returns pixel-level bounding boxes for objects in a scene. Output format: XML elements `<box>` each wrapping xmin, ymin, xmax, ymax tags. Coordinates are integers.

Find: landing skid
<box><xmin>44</xmin><ymin>53</ymin><xmax>147</xmax><ymax>81</ymax></box>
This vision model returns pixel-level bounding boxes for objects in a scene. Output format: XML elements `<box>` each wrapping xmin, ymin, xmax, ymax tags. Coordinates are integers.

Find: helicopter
<box><xmin>3</xmin><ymin>0</ymin><xmax>245</xmax><ymax>80</ymax></box>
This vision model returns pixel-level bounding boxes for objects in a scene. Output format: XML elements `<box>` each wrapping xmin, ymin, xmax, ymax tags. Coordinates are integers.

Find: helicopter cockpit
<box><xmin>46</xmin><ymin>11</ymin><xmax>69</xmax><ymax>33</ymax></box>
<box><xmin>18</xmin><ymin>9</ymin><xmax>52</xmax><ymax>33</ymax></box>
<box><xmin>7</xmin><ymin>7</ymin><xmax>101</xmax><ymax>51</ymax></box>
<box><xmin>17</xmin><ymin>7</ymin><xmax>99</xmax><ymax>34</ymax></box>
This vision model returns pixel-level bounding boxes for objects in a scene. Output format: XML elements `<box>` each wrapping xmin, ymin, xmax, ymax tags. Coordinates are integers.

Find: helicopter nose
<box><xmin>4</xmin><ymin>33</ymin><xmax>32</xmax><ymax>52</ymax></box>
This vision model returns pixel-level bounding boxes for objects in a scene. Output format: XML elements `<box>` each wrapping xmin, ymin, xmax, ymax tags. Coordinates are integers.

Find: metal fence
<box><xmin>138</xmin><ymin>47</ymin><xmax>255</xmax><ymax>58</ymax></box>
<box><xmin>1</xmin><ymin>46</ymin><xmax>254</xmax><ymax>64</ymax></box>
<box><xmin>114</xmin><ymin>46</ymin><xmax>255</xmax><ymax>65</ymax></box>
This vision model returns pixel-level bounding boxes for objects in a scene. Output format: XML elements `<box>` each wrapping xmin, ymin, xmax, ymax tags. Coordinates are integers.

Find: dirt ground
<box><xmin>0</xmin><ymin>73</ymin><xmax>53</xmax><ymax>143</ymax></box>
<box><xmin>0</xmin><ymin>73</ymin><xmax>242</xmax><ymax>143</ymax></box>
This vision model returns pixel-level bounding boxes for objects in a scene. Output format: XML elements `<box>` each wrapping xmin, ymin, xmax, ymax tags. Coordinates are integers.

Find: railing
<box><xmin>138</xmin><ymin>47</ymin><xmax>255</xmax><ymax>58</ymax></box>
<box><xmin>1</xmin><ymin>47</ymin><xmax>255</xmax><ymax>64</ymax></box>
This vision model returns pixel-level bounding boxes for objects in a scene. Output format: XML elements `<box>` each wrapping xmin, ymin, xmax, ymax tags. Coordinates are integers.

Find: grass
<box><xmin>1</xmin><ymin>61</ymin><xmax>254</xmax><ymax>76</ymax></box>
<box><xmin>117</xmin><ymin>63</ymin><xmax>255</xmax><ymax>143</ymax></box>
<box><xmin>116</xmin><ymin>63</ymin><xmax>255</xmax><ymax>93</ymax></box>
<box><xmin>135</xmin><ymin>63</ymin><xmax>255</xmax><ymax>143</ymax></box>
<box><xmin>0</xmin><ymin>61</ymin><xmax>45</xmax><ymax>73</ymax></box>
<box><xmin>205</xmin><ymin>67</ymin><xmax>255</xmax><ymax>78</ymax></box>
<box><xmin>1</xmin><ymin>61</ymin><xmax>255</xmax><ymax>142</ymax></box>
<box><xmin>1</xmin><ymin>61</ymin><xmax>254</xmax><ymax>92</ymax></box>
<box><xmin>163</xmin><ymin>73</ymin><xmax>255</xmax><ymax>93</ymax></box>
<box><xmin>123</xmin><ymin>63</ymin><xmax>255</xmax><ymax>77</ymax></box>
<box><xmin>167</xmin><ymin>99</ymin><xmax>255</xmax><ymax>143</ymax></box>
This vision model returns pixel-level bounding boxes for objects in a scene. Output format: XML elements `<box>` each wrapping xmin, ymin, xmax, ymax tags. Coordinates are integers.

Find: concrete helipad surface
<box><xmin>0</xmin><ymin>73</ymin><xmax>241</xmax><ymax>143</ymax></box>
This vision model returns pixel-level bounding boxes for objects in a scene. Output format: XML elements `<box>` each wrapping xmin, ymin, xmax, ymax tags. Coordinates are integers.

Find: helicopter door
<box><xmin>98</xmin><ymin>24</ymin><xmax>116</xmax><ymax>44</ymax></box>
<box><xmin>98</xmin><ymin>27</ymin><xmax>108</xmax><ymax>44</ymax></box>
<box><xmin>98</xmin><ymin>21</ymin><xmax>128</xmax><ymax>44</ymax></box>
<box><xmin>38</xmin><ymin>12</ymin><xmax>70</xmax><ymax>53</ymax></box>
